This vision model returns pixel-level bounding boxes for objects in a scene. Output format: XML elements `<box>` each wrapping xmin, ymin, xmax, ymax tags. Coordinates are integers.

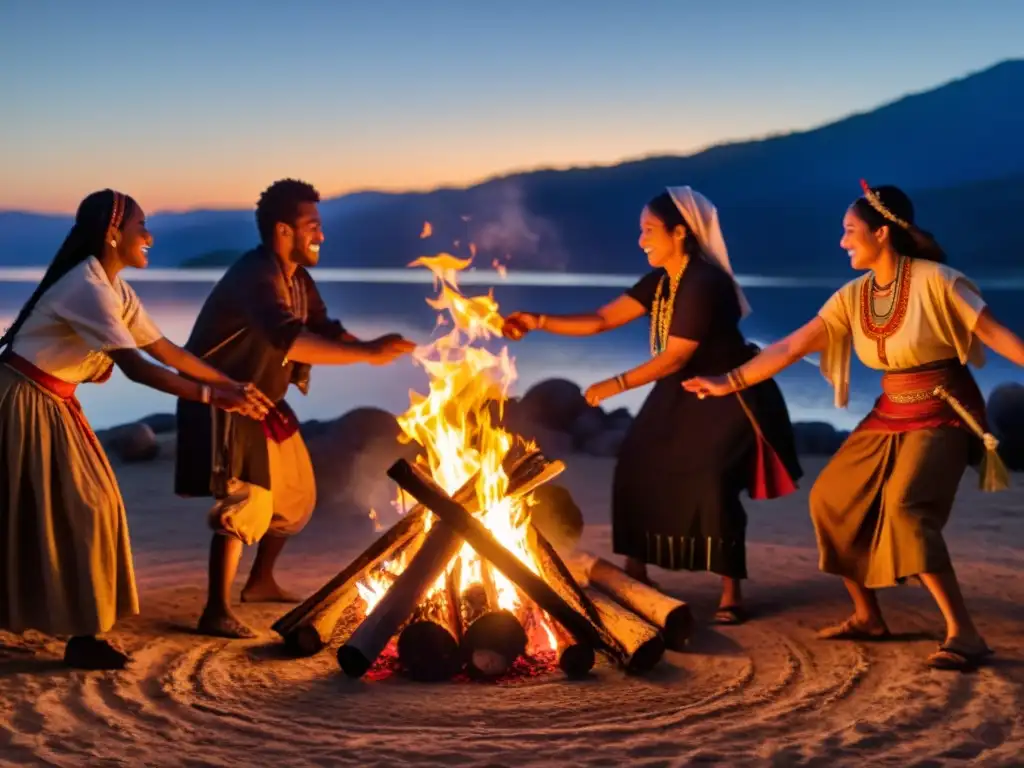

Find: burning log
<box><xmin>338</xmin><ymin>453</ymin><xmax>564</xmax><ymax>678</ymax></box>
<box><xmin>584</xmin><ymin>588</ymin><xmax>664</xmax><ymax>674</ymax></box>
<box><xmin>462</xmin><ymin>608</ymin><xmax>527</xmax><ymax>679</ymax></box>
<box><xmin>338</xmin><ymin>520</ymin><xmax>462</xmax><ymax>679</ymax></box>
<box><xmin>548</xmin><ymin>620</ymin><xmax>596</xmax><ymax>679</ymax></box>
<box><xmin>396</xmin><ymin>564</ymin><xmax>463</xmax><ymax>682</ymax></box>
<box><xmin>275</xmin><ymin>449</ymin><xmax>548</xmax><ymax>654</ymax></box>
<box><xmin>458</xmin><ymin>569</ymin><xmax>527</xmax><ymax>679</ymax></box>
<box><xmin>387</xmin><ymin>459</ymin><xmax>612</xmax><ymax>659</ymax></box>
<box><xmin>571</xmin><ymin>553</ymin><xmax>693</xmax><ymax>651</ymax></box>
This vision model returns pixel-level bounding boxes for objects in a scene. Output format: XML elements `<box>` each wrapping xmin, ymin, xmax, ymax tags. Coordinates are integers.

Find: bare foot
<box><xmin>816</xmin><ymin>615</ymin><xmax>890</xmax><ymax>640</ymax></box>
<box><xmin>197</xmin><ymin>609</ymin><xmax>258</xmax><ymax>639</ymax></box>
<box><xmin>240</xmin><ymin>581</ymin><xmax>301</xmax><ymax>604</ymax></box>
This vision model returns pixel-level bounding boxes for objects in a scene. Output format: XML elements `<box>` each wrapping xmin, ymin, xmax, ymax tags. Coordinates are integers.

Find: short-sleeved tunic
<box><xmin>612</xmin><ymin>256</ymin><xmax>802</xmax><ymax>578</ymax></box>
<box><xmin>1</xmin><ymin>256</ymin><xmax>162</xmax><ymax>635</ymax></box>
<box><xmin>809</xmin><ymin>257</ymin><xmax>995</xmax><ymax>588</ymax></box>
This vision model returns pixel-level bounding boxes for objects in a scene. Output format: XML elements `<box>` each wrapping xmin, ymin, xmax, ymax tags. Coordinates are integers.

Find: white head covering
<box><xmin>666</xmin><ymin>186</ymin><xmax>751</xmax><ymax>318</ymax></box>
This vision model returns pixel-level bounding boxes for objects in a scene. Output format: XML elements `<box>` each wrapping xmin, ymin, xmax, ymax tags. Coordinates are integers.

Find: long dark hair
<box><xmin>645</xmin><ymin>192</ymin><xmax>704</xmax><ymax>260</ymax></box>
<box><xmin>0</xmin><ymin>189</ymin><xmax>138</xmax><ymax>352</ymax></box>
<box><xmin>852</xmin><ymin>184</ymin><xmax>946</xmax><ymax>263</ymax></box>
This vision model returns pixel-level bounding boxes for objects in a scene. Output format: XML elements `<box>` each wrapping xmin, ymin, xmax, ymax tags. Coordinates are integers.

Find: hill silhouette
<box><xmin>3</xmin><ymin>60</ymin><xmax>1023</xmax><ymax>277</ymax></box>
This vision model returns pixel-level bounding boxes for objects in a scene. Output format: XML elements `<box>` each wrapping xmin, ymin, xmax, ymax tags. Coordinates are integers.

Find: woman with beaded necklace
<box><xmin>503</xmin><ymin>187</ymin><xmax>802</xmax><ymax>624</ymax></box>
<box><xmin>684</xmin><ymin>182</ymin><xmax>1024</xmax><ymax>670</ymax></box>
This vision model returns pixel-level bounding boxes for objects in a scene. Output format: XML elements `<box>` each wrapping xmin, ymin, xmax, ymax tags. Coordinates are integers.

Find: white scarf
<box><xmin>667</xmin><ymin>186</ymin><xmax>751</xmax><ymax>318</ymax></box>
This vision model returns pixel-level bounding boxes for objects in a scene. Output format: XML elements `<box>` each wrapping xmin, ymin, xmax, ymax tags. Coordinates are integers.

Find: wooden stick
<box><xmin>571</xmin><ymin>552</ymin><xmax>693</xmax><ymax>652</ymax></box>
<box><xmin>584</xmin><ymin>588</ymin><xmax>664</xmax><ymax>674</ymax></box>
<box><xmin>338</xmin><ymin>521</ymin><xmax>462</xmax><ymax>679</ymax></box>
<box><xmin>386</xmin><ymin>459</ymin><xmax>612</xmax><ymax>658</ymax></box>
<box><xmin>548</xmin><ymin>619</ymin><xmax>596</xmax><ymax>679</ymax></box>
<box><xmin>461</xmin><ymin>609</ymin><xmax>527</xmax><ymax>679</ymax></box>
<box><xmin>396</xmin><ymin>580</ymin><xmax>464</xmax><ymax>682</ymax></box>
<box><xmin>274</xmin><ymin>449</ymin><xmax>545</xmax><ymax>639</ymax></box>
<box><xmin>336</xmin><ymin>452</ymin><xmax>560</xmax><ymax>678</ymax></box>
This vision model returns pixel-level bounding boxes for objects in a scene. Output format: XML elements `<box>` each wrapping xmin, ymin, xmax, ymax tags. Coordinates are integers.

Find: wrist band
<box><xmin>615</xmin><ymin>374</ymin><xmax>628</xmax><ymax>392</ymax></box>
<box><xmin>537</xmin><ymin>314</ymin><xmax>548</xmax><ymax>330</ymax></box>
<box><xmin>200</xmin><ymin>385</ymin><xmax>212</xmax><ymax>404</ymax></box>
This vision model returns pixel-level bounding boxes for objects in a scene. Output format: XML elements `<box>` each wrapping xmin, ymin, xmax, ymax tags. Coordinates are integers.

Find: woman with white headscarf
<box><xmin>503</xmin><ymin>188</ymin><xmax>802</xmax><ymax>623</ymax></box>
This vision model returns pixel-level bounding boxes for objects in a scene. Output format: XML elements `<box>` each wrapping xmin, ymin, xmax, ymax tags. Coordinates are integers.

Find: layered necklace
<box><xmin>649</xmin><ymin>256</ymin><xmax>690</xmax><ymax>356</ymax></box>
<box><xmin>860</xmin><ymin>255</ymin><xmax>911</xmax><ymax>366</ymax></box>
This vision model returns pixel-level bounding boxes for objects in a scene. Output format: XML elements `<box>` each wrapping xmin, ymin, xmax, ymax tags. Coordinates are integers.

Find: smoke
<box><xmin>467</xmin><ymin>181</ymin><xmax>568</xmax><ymax>271</ymax></box>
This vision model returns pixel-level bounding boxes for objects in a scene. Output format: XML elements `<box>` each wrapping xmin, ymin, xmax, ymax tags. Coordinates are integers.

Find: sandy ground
<box><xmin>1</xmin><ymin>441</ymin><xmax>1023</xmax><ymax>767</ymax></box>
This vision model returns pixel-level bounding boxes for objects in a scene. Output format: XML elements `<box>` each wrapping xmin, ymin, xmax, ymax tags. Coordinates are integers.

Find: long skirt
<box><xmin>612</xmin><ymin>373</ymin><xmax>801</xmax><ymax>579</ymax></box>
<box><xmin>809</xmin><ymin>426</ymin><xmax>970</xmax><ymax>589</ymax></box>
<box><xmin>0</xmin><ymin>364</ymin><xmax>138</xmax><ymax>636</ymax></box>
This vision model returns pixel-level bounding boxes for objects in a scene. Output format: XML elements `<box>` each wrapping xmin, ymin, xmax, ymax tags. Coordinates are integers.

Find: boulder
<box><xmin>569</xmin><ymin>407</ymin><xmax>607</xmax><ymax>449</ymax></box>
<box><xmin>108</xmin><ymin>422</ymin><xmax>160</xmax><ymax>463</ymax></box>
<box><xmin>581</xmin><ymin>428</ymin><xmax>627</xmax><ymax>458</ymax></box>
<box><xmin>304</xmin><ymin>407</ymin><xmax>420</xmax><ymax>516</ymax></box>
<box><xmin>987</xmin><ymin>382</ymin><xmax>1024</xmax><ymax>471</ymax></box>
<box><xmin>138</xmin><ymin>412</ymin><xmax>176</xmax><ymax>434</ymax></box>
<box><xmin>792</xmin><ymin>421</ymin><xmax>847</xmax><ymax>455</ymax></box>
<box><xmin>518</xmin><ymin>379</ymin><xmax>588</xmax><ymax>433</ymax></box>
<box><xmin>605</xmin><ymin>407</ymin><xmax>634</xmax><ymax>431</ymax></box>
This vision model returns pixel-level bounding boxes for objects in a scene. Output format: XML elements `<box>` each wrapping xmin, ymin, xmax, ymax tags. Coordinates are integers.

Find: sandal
<box><xmin>816</xmin><ymin>617</ymin><xmax>892</xmax><ymax>641</ymax></box>
<box><xmin>713</xmin><ymin>605</ymin><xmax>747</xmax><ymax>625</ymax></box>
<box><xmin>927</xmin><ymin>642</ymin><xmax>994</xmax><ymax>672</ymax></box>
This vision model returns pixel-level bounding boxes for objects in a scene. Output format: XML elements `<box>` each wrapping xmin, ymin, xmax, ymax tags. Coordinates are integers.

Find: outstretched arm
<box><xmin>143</xmin><ymin>337</ymin><xmax>238</xmax><ymax>386</ymax></box>
<box><xmin>504</xmin><ymin>293</ymin><xmax>647</xmax><ymax>338</ymax></box>
<box><xmin>973</xmin><ymin>307</ymin><xmax>1024</xmax><ymax>366</ymax></box>
<box><xmin>108</xmin><ymin>348</ymin><xmax>271</xmax><ymax>418</ymax></box>
<box><xmin>584</xmin><ymin>336</ymin><xmax>698</xmax><ymax>405</ymax></box>
<box><xmin>682</xmin><ymin>317</ymin><xmax>829</xmax><ymax>397</ymax></box>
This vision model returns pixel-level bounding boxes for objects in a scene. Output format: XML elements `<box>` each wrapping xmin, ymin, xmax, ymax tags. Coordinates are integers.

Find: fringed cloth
<box><xmin>809</xmin><ymin>360</ymin><xmax>1007</xmax><ymax>589</ymax></box>
<box><xmin>0</xmin><ymin>353</ymin><xmax>138</xmax><ymax>635</ymax></box>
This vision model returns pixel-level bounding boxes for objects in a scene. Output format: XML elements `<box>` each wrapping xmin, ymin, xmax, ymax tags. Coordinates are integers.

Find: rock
<box><xmin>569</xmin><ymin>407</ymin><xmax>607</xmax><ymax>448</ymax></box>
<box><xmin>530</xmin><ymin>484</ymin><xmax>584</xmax><ymax>550</ymax></box>
<box><xmin>507</xmin><ymin>421</ymin><xmax>574</xmax><ymax>459</ymax></box>
<box><xmin>582</xmin><ymin>429</ymin><xmax>627</xmax><ymax>458</ymax></box>
<box><xmin>987</xmin><ymin>382</ymin><xmax>1024</xmax><ymax>471</ymax></box>
<box><xmin>605</xmin><ymin>407</ymin><xmax>634</xmax><ymax>431</ymax></box>
<box><xmin>518</xmin><ymin>379</ymin><xmax>588</xmax><ymax>433</ymax></box>
<box><xmin>304</xmin><ymin>407</ymin><xmax>420</xmax><ymax>516</ymax></box>
<box><xmin>108</xmin><ymin>422</ymin><xmax>160</xmax><ymax>463</ymax></box>
<box><xmin>138</xmin><ymin>412</ymin><xmax>176</xmax><ymax>434</ymax></box>
<box><xmin>792</xmin><ymin>421</ymin><xmax>846</xmax><ymax>455</ymax></box>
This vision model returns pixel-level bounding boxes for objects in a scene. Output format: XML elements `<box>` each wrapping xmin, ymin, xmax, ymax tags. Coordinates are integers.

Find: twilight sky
<box><xmin>2</xmin><ymin>0</ymin><xmax>1022</xmax><ymax>213</ymax></box>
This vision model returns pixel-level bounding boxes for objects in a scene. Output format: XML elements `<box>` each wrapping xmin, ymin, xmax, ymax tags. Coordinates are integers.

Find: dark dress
<box><xmin>612</xmin><ymin>257</ymin><xmax>803</xmax><ymax>578</ymax></box>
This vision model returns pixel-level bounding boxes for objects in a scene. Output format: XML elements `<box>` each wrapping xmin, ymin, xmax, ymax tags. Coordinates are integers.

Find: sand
<box><xmin>1</xmin><ymin>442</ymin><xmax>1022</xmax><ymax>767</ymax></box>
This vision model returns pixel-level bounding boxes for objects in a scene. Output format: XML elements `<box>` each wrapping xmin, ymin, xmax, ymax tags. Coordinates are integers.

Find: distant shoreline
<box><xmin>2</xmin><ymin>267</ymin><xmax>1024</xmax><ymax>289</ymax></box>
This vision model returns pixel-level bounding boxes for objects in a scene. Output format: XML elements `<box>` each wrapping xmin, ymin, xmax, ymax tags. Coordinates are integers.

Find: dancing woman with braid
<box><xmin>684</xmin><ymin>182</ymin><xmax>1024</xmax><ymax>670</ymax></box>
<box><xmin>503</xmin><ymin>188</ymin><xmax>802</xmax><ymax>623</ymax></box>
<box><xmin>0</xmin><ymin>190</ymin><xmax>272</xmax><ymax>670</ymax></box>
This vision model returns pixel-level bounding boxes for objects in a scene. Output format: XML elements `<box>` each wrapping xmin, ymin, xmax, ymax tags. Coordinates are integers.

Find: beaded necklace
<box><xmin>649</xmin><ymin>257</ymin><xmax>689</xmax><ymax>356</ymax></box>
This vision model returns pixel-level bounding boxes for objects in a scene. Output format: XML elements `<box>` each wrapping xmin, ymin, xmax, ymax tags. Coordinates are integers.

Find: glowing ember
<box><xmin>356</xmin><ymin>232</ymin><xmax>559</xmax><ymax>655</ymax></box>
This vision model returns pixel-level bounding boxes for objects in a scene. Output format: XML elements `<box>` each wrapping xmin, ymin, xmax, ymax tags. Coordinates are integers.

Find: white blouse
<box><xmin>11</xmin><ymin>257</ymin><xmax>163</xmax><ymax>383</ymax></box>
<box><xmin>817</xmin><ymin>258</ymin><xmax>987</xmax><ymax>407</ymax></box>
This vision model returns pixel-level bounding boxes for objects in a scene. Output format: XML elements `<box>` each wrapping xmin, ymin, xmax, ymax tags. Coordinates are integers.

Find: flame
<box><xmin>356</xmin><ymin>240</ymin><xmax>559</xmax><ymax>653</ymax></box>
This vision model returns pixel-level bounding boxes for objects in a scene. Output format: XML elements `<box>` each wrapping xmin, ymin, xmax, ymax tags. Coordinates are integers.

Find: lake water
<box><xmin>1</xmin><ymin>270</ymin><xmax>1021</xmax><ymax>431</ymax></box>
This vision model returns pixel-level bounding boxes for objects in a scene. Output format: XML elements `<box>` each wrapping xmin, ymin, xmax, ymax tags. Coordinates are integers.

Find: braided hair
<box><xmin>0</xmin><ymin>189</ymin><xmax>137</xmax><ymax>352</ymax></box>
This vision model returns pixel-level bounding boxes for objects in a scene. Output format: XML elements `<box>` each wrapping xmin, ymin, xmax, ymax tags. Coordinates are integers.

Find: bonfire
<box><xmin>272</xmin><ymin>239</ymin><xmax>693</xmax><ymax>682</ymax></box>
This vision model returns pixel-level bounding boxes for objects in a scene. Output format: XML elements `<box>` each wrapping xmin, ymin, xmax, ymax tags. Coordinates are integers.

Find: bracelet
<box><xmin>199</xmin><ymin>384</ymin><xmax>212</xmax><ymax>404</ymax></box>
<box><xmin>615</xmin><ymin>373</ymin><xmax>628</xmax><ymax>392</ymax></box>
<box><xmin>536</xmin><ymin>314</ymin><xmax>548</xmax><ymax>330</ymax></box>
<box><xmin>727</xmin><ymin>368</ymin><xmax>748</xmax><ymax>393</ymax></box>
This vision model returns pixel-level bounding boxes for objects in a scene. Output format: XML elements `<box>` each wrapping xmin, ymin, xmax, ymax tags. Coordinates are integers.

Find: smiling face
<box><xmin>839</xmin><ymin>205</ymin><xmax>888</xmax><ymax>271</ymax></box>
<box><xmin>112</xmin><ymin>204</ymin><xmax>153</xmax><ymax>269</ymax></box>
<box><xmin>279</xmin><ymin>201</ymin><xmax>324</xmax><ymax>267</ymax></box>
<box><xmin>638</xmin><ymin>206</ymin><xmax>685</xmax><ymax>269</ymax></box>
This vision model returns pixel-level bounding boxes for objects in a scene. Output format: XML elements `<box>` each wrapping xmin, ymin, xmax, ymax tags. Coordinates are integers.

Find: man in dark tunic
<box><xmin>175</xmin><ymin>179</ymin><xmax>415</xmax><ymax>638</ymax></box>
